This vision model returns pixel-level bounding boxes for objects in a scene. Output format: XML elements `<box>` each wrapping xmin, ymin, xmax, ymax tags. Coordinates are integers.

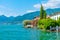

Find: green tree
<box><xmin>37</xmin><ymin>18</ymin><xmax>57</xmax><ymax>30</ymax></box>
<box><xmin>23</xmin><ymin>20</ymin><xmax>31</xmax><ymax>26</ymax></box>
<box><xmin>59</xmin><ymin>17</ymin><xmax>60</xmax><ymax>20</ymax></box>
<box><xmin>40</xmin><ymin>4</ymin><xmax>47</xmax><ymax>19</ymax></box>
<box><xmin>57</xmin><ymin>17</ymin><xmax>60</xmax><ymax>26</ymax></box>
<box><xmin>43</xmin><ymin>10</ymin><xmax>47</xmax><ymax>19</ymax></box>
<box><xmin>40</xmin><ymin>4</ymin><xmax>44</xmax><ymax>19</ymax></box>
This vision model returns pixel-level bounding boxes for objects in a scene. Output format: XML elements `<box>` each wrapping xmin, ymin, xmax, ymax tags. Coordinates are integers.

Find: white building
<box><xmin>50</xmin><ymin>12</ymin><xmax>60</xmax><ymax>20</ymax></box>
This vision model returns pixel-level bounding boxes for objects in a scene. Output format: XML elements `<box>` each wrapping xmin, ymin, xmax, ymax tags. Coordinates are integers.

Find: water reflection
<box><xmin>38</xmin><ymin>31</ymin><xmax>60</xmax><ymax>40</ymax></box>
<box><xmin>0</xmin><ymin>24</ymin><xmax>60</xmax><ymax>40</ymax></box>
<box><xmin>55</xmin><ymin>32</ymin><xmax>60</xmax><ymax>40</ymax></box>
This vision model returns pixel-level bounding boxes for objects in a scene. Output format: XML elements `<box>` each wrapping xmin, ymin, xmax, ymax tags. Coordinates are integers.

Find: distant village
<box><xmin>23</xmin><ymin>12</ymin><xmax>60</xmax><ymax>28</ymax></box>
<box><xmin>23</xmin><ymin>5</ymin><xmax>60</xmax><ymax>31</ymax></box>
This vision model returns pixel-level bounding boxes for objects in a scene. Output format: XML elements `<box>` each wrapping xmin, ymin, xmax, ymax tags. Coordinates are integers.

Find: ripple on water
<box><xmin>0</xmin><ymin>24</ymin><xmax>60</xmax><ymax>40</ymax></box>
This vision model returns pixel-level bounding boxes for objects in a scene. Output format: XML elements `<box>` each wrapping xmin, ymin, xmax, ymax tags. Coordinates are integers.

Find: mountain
<box><xmin>0</xmin><ymin>15</ymin><xmax>8</xmax><ymax>23</ymax></box>
<box><xmin>22</xmin><ymin>11</ymin><xmax>39</xmax><ymax>20</ymax></box>
<box><xmin>13</xmin><ymin>16</ymin><xmax>23</xmax><ymax>23</ymax></box>
<box><xmin>7</xmin><ymin>16</ymin><xmax>15</xmax><ymax>23</ymax></box>
<box><xmin>22</xmin><ymin>8</ymin><xmax>60</xmax><ymax>21</ymax></box>
<box><xmin>46</xmin><ymin>8</ymin><xmax>60</xmax><ymax>15</ymax></box>
<box><xmin>0</xmin><ymin>8</ymin><xmax>60</xmax><ymax>23</ymax></box>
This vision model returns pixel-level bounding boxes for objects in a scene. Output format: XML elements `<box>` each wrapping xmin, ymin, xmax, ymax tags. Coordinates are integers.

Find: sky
<box><xmin>0</xmin><ymin>0</ymin><xmax>60</xmax><ymax>17</ymax></box>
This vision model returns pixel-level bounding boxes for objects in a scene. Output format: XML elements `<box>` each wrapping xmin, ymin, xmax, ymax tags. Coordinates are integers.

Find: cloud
<box><xmin>34</xmin><ymin>0</ymin><xmax>60</xmax><ymax>9</ymax></box>
<box><xmin>26</xmin><ymin>10</ymin><xmax>36</xmax><ymax>13</ymax></box>
<box><xmin>34</xmin><ymin>4</ymin><xmax>40</xmax><ymax>9</ymax></box>
<box><xmin>0</xmin><ymin>5</ymin><xmax>20</xmax><ymax>17</ymax></box>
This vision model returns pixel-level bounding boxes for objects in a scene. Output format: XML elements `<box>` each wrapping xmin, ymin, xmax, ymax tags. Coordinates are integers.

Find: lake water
<box><xmin>0</xmin><ymin>24</ymin><xmax>60</xmax><ymax>40</ymax></box>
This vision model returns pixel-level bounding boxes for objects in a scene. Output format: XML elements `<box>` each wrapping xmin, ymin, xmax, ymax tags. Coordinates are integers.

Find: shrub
<box><xmin>57</xmin><ymin>18</ymin><xmax>60</xmax><ymax>26</ymax></box>
<box><xmin>37</xmin><ymin>18</ymin><xmax>57</xmax><ymax>30</ymax></box>
<box><xmin>23</xmin><ymin>20</ymin><xmax>31</xmax><ymax>26</ymax></box>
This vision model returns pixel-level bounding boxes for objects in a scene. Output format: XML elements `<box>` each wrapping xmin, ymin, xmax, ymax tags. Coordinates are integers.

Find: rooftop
<box><xmin>50</xmin><ymin>12</ymin><xmax>60</xmax><ymax>16</ymax></box>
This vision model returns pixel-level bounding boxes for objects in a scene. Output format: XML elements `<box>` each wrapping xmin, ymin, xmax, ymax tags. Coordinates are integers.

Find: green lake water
<box><xmin>0</xmin><ymin>24</ymin><xmax>60</xmax><ymax>40</ymax></box>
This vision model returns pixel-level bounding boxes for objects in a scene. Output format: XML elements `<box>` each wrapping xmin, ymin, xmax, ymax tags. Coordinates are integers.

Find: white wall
<box><xmin>50</xmin><ymin>14</ymin><xmax>60</xmax><ymax>20</ymax></box>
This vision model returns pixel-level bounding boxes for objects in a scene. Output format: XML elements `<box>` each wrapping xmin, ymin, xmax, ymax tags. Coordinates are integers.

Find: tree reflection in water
<box><xmin>39</xmin><ymin>31</ymin><xmax>60</xmax><ymax>40</ymax></box>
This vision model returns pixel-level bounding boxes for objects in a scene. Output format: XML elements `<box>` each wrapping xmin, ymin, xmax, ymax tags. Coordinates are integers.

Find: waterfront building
<box><xmin>50</xmin><ymin>12</ymin><xmax>60</xmax><ymax>20</ymax></box>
